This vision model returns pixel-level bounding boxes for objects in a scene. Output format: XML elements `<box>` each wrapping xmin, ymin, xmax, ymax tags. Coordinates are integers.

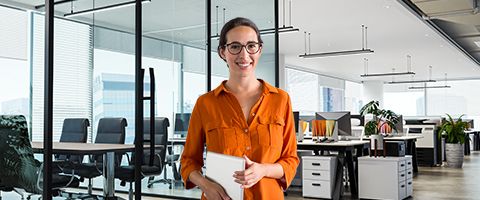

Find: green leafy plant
<box><xmin>360</xmin><ymin>100</ymin><xmax>399</xmax><ymax>136</ymax></box>
<box><xmin>438</xmin><ymin>114</ymin><xmax>468</xmax><ymax>144</ymax></box>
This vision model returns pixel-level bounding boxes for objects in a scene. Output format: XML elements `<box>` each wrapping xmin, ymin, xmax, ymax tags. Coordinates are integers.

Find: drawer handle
<box><xmin>408</xmin><ymin>162</ymin><xmax>412</xmax><ymax>165</ymax></box>
<box><xmin>401</xmin><ymin>185</ymin><xmax>405</xmax><ymax>188</ymax></box>
<box><xmin>408</xmin><ymin>182</ymin><xmax>412</xmax><ymax>185</ymax></box>
<box><xmin>408</xmin><ymin>172</ymin><xmax>412</xmax><ymax>175</ymax></box>
<box><xmin>312</xmin><ymin>183</ymin><xmax>321</xmax><ymax>187</ymax></box>
<box><xmin>312</xmin><ymin>173</ymin><xmax>321</xmax><ymax>176</ymax></box>
<box><xmin>401</xmin><ymin>174</ymin><xmax>405</xmax><ymax>177</ymax></box>
<box><xmin>401</xmin><ymin>164</ymin><xmax>405</xmax><ymax>167</ymax></box>
<box><xmin>312</xmin><ymin>163</ymin><xmax>321</xmax><ymax>166</ymax></box>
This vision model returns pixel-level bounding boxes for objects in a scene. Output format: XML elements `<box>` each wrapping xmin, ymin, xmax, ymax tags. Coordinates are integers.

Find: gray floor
<box><xmin>285</xmin><ymin>151</ymin><xmax>480</xmax><ymax>200</ymax></box>
<box><xmin>2</xmin><ymin>151</ymin><xmax>479</xmax><ymax>199</ymax></box>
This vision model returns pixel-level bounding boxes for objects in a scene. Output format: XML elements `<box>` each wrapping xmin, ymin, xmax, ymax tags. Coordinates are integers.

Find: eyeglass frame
<box><xmin>223</xmin><ymin>41</ymin><xmax>263</xmax><ymax>55</ymax></box>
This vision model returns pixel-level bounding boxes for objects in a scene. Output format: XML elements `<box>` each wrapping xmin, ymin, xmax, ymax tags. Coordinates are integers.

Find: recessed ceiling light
<box><xmin>385</xmin><ymin>5</ymin><xmax>390</xmax><ymax>8</ymax></box>
<box><xmin>440</xmin><ymin>45</ymin><xmax>444</xmax><ymax>47</ymax></box>
<box><xmin>425</xmin><ymin>33</ymin><xmax>429</xmax><ymax>37</ymax></box>
<box><xmin>474</xmin><ymin>41</ymin><xmax>480</xmax><ymax>48</ymax></box>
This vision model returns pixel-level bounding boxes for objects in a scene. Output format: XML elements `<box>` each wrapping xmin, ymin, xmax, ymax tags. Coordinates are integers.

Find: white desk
<box><xmin>297</xmin><ymin>140</ymin><xmax>369</xmax><ymax>199</ymax></box>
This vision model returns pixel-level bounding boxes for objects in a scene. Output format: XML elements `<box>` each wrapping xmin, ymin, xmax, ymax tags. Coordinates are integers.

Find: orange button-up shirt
<box><xmin>180</xmin><ymin>80</ymin><xmax>299</xmax><ymax>200</ymax></box>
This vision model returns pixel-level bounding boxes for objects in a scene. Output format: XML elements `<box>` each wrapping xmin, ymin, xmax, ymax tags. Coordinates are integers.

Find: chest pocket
<box><xmin>256</xmin><ymin>116</ymin><xmax>285</xmax><ymax>148</ymax></box>
<box><xmin>205</xmin><ymin>120</ymin><xmax>238</xmax><ymax>151</ymax></box>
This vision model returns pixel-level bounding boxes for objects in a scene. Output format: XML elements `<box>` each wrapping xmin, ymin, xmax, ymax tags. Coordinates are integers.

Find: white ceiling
<box><xmin>4</xmin><ymin>0</ymin><xmax>480</xmax><ymax>83</ymax></box>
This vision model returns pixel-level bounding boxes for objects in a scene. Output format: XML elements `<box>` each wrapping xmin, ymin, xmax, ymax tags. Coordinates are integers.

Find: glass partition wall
<box><xmin>0</xmin><ymin>0</ymin><xmax>279</xmax><ymax>198</ymax></box>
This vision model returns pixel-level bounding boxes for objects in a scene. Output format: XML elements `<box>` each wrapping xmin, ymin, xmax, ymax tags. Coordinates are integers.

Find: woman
<box><xmin>180</xmin><ymin>17</ymin><xmax>299</xmax><ymax>200</ymax></box>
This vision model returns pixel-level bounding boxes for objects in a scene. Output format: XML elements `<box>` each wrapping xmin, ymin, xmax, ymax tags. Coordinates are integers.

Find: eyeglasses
<box><xmin>224</xmin><ymin>42</ymin><xmax>262</xmax><ymax>55</ymax></box>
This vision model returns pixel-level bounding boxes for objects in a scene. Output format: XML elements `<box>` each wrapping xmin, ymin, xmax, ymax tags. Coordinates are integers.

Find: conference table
<box><xmin>297</xmin><ymin>140</ymin><xmax>369</xmax><ymax>199</ymax></box>
<box><xmin>32</xmin><ymin>142</ymin><xmax>137</xmax><ymax>199</ymax></box>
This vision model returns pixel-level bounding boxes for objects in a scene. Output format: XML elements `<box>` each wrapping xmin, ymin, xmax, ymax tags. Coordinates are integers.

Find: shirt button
<box><xmin>246</xmin><ymin>146</ymin><xmax>251</xmax><ymax>150</ymax></box>
<box><xmin>251</xmin><ymin>113</ymin><xmax>255</xmax><ymax>116</ymax></box>
<box><xmin>244</xmin><ymin>129</ymin><xmax>248</xmax><ymax>133</ymax></box>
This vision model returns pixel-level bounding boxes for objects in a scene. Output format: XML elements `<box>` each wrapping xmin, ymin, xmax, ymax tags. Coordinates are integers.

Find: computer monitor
<box><xmin>293</xmin><ymin>111</ymin><xmax>299</xmax><ymax>133</ymax></box>
<box><xmin>174</xmin><ymin>113</ymin><xmax>191</xmax><ymax>137</ymax></box>
<box><xmin>299</xmin><ymin>115</ymin><xmax>315</xmax><ymax>132</ymax></box>
<box><xmin>316</xmin><ymin>111</ymin><xmax>351</xmax><ymax>141</ymax></box>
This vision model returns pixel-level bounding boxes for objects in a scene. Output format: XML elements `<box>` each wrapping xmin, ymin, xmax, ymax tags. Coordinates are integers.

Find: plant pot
<box><xmin>370</xmin><ymin>134</ymin><xmax>384</xmax><ymax>150</ymax></box>
<box><xmin>445</xmin><ymin>143</ymin><xmax>464</xmax><ymax>168</ymax></box>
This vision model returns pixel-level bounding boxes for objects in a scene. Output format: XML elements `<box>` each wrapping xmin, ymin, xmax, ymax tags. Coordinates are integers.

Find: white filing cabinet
<box><xmin>359</xmin><ymin>155</ymin><xmax>413</xmax><ymax>200</ymax></box>
<box><xmin>302</xmin><ymin>156</ymin><xmax>337</xmax><ymax>199</ymax></box>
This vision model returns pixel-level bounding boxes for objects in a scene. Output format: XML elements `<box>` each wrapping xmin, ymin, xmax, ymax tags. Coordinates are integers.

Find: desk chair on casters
<box><xmin>56</xmin><ymin>118</ymin><xmax>90</xmax><ymax>163</ymax></box>
<box><xmin>73</xmin><ymin>117</ymin><xmax>127</xmax><ymax>198</ymax></box>
<box><xmin>115</xmin><ymin>117</ymin><xmax>169</xmax><ymax>200</ymax></box>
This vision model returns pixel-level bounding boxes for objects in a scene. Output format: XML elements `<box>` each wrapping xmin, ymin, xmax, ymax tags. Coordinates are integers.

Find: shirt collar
<box><xmin>213</xmin><ymin>79</ymin><xmax>278</xmax><ymax>96</ymax></box>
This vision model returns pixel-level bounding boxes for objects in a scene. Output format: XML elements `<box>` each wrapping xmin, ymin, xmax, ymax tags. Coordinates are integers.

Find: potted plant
<box><xmin>360</xmin><ymin>100</ymin><xmax>399</xmax><ymax>155</ymax></box>
<box><xmin>438</xmin><ymin>114</ymin><xmax>468</xmax><ymax>168</ymax></box>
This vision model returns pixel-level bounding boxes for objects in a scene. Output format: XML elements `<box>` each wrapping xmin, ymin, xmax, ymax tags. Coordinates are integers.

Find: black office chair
<box><xmin>74</xmin><ymin>117</ymin><xmax>127</xmax><ymax>197</ymax></box>
<box><xmin>115</xmin><ymin>117</ymin><xmax>169</xmax><ymax>200</ymax></box>
<box><xmin>149</xmin><ymin>117</ymin><xmax>182</xmax><ymax>189</ymax></box>
<box><xmin>0</xmin><ymin>115</ymin><xmax>80</xmax><ymax>199</ymax></box>
<box><xmin>56</xmin><ymin>118</ymin><xmax>90</xmax><ymax>164</ymax></box>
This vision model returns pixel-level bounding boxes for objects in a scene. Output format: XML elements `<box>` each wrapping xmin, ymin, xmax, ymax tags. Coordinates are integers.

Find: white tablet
<box><xmin>205</xmin><ymin>151</ymin><xmax>245</xmax><ymax>200</ymax></box>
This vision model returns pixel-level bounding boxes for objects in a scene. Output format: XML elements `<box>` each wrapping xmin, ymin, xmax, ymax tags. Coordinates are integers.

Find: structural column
<box><xmin>362</xmin><ymin>80</ymin><xmax>384</xmax><ymax>107</ymax></box>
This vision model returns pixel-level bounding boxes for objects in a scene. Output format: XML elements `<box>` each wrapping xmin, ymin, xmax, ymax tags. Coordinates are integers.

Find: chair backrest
<box><xmin>142</xmin><ymin>117</ymin><xmax>169</xmax><ymax>167</ymax></box>
<box><xmin>0</xmin><ymin>115</ymin><xmax>40</xmax><ymax>193</ymax></box>
<box><xmin>94</xmin><ymin>117</ymin><xmax>127</xmax><ymax>165</ymax></box>
<box><xmin>56</xmin><ymin>118</ymin><xmax>90</xmax><ymax>163</ymax></box>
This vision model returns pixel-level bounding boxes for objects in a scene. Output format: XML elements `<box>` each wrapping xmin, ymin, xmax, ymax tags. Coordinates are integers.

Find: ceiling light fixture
<box><xmin>387</xmin><ymin>65</ymin><xmax>436</xmax><ymax>84</ymax></box>
<box><xmin>211</xmin><ymin>0</ymin><xmax>298</xmax><ymax>39</ymax></box>
<box><xmin>300</xmin><ymin>25</ymin><xmax>374</xmax><ymax>58</ymax></box>
<box><xmin>409</xmin><ymin>73</ymin><xmax>451</xmax><ymax>90</ymax></box>
<box><xmin>64</xmin><ymin>0</ymin><xmax>151</xmax><ymax>18</ymax></box>
<box><xmin>361</xmin><ymin>55</ymin><xmax>416</xmax><ymax>77</ymax></box>
<box><xmin>409</xmin><ymin>85</ymin><xmax>451</xmax><ymax>89</ymax></box>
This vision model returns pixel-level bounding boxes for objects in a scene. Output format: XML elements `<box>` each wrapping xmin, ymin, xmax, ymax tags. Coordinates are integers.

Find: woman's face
<box><xmin>220</xmin><ymin>26</ymin><xmax>262</xmax><ymax>79</ymax></box>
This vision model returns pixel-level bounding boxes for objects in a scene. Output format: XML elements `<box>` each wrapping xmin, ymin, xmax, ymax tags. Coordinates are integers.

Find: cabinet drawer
<box><xmin>406</xmin><ymin>169</ymin><xmax>413</xmax><ymax>180</ymax></box>
<box><xmin>398</xmin><ymin>160</ymin><xmax>407</xmax><ymax>172</ymax></box>
<box><xmin>303</xmin><ymin>169</ymin><xmax>331</xmax><ymax>181</ymax></box>
<box><xmin>399</xmin><ymin>181</ymin><xmax>407</xmax><ymax>200</ymax></box>
<box><xmin>303</xmin><ymin>159</ymin><xmax>330</xmax><ymax>170</ymax></box>
<box><xmin>398</xmin><ymin>171</ymin><xmax>407</xmax><ymax>181</ymax></box>
<box><xmin>302</xmin><ymin>179</ymin><xmax>331</xmax><ymax>199</ymax></box>
<box><xmin>406</xmin><ymin>158</ymin><xmax>413</xmax><ymax>170</ymax></box>
<box><xmin>406</xmin><ymin>179</ymin><xmax>413</xmax><ymax>197</ymax></box>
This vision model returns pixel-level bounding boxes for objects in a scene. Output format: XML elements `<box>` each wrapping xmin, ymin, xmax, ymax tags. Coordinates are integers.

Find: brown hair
<box><xmin>217</xmin><ymin>17</ymin><xmax>263</xmax><ymax>60</ymax></box>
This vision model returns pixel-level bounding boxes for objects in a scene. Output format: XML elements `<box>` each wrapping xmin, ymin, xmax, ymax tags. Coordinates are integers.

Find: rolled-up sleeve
<box><xmin>180</xmin><ymin>101</ymin><xmax>206</xmax><ymax>189</ymax></box>
<box><xmin>276</xmin><ymin>95</ymin><xmax>299</xmax><ymax>190</ymax></box>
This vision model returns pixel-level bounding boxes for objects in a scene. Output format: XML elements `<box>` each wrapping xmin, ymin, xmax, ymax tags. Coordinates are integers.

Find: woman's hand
<box><xmin>199</xmin><ymin>178</ymin><xmax>231</xmax><ymax>200</ymax></box>
<box><xmin>233</xmin><ymin>155</ymin><xmax>267</xmax><ymax>188</ymax></box>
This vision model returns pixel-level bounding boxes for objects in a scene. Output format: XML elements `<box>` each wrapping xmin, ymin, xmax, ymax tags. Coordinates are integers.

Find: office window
<box><xmin>285</xmin><ymin>68</ymin><xmax>319</xmax><ymax>113</ymax></box>
<box><xmin>0</xmin><ymin>6</ymin><xmax>29</xmax><ymax>119</ymax></box>
<box><xmin>426</xmin><ymin>80</ymin><xmax>480</xmax><ymax>126</ymax></box>
<box><xmin>384</xmin><ymin>91</ymin><xmax>424</xmax><ymax>116</ymax></box>
<box><xmin>93</xmin><ymin>46</ymin><xmax>180</xmax><ymax>144</ymax></box>
<box><xmin>345</xmin><ymin>81</ymin><xmax>363</xmax><ymax>114</ymax></box>
<box><xmin>322</xmin><ymin>87</ymin><xmax>344</xmax><ymax>112</ymax></box>
<box><xmin>31</xmin><ymin>13</ymin><xmax>92</xmax><ymax>142</ymax></box>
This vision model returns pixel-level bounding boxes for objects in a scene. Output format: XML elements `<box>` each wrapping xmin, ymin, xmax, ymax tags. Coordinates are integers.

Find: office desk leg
<box><xmin>103</xmin><ymin>152</ymin><xmax>115</xmax><ymax>198</ymax></box>
<box><xmin>345</xmin><ymin>151</ymin><xmax>358</xmax><ymax>199</ymax></box>
<box><xmin>408</xmin><ymin>140</ymin><xmax>419</xmax><ymax>173</ymax></box>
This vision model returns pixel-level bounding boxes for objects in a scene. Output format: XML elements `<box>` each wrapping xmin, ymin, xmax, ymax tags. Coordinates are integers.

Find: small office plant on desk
<box><xmin>439</xmin><ymin>114</ymin><xmax>468</xmax><ymax>168</ymax></box>
<box><xmin>360</xmin><ymin>100</ymin><xmax>399</xmax><ymax>157</ymax></box>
